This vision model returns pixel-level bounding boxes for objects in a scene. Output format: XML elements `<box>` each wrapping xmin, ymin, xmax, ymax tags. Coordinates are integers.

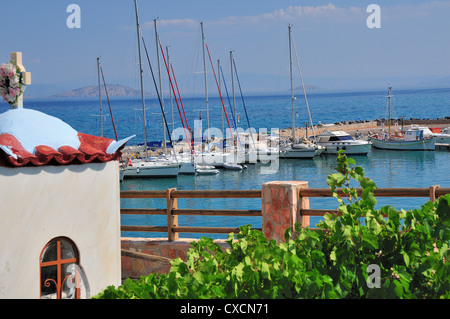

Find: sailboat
<box><xmin>193</xmin><ymin>22</ymin><xmax>241</xmax><ymax>168</ymax></box>
<box><xmin>368</xmin><ymin>85</ymin><xmax>435</xmax><ymax>151</ymax></box>
<box><xmin>123</xmin><ymin>0</ymin><xmax>179</xmax><ymax>178</ymax></box>
<box><xmin>226</xmin><ymin>51</ymin><xmax>279</xmax><ymax>163</ymax></box>
<box><xmin>95</xmin><ymin>57</ymin><xmax>135</xmax><ymax>181</ymax></box>
<box><xmin>149</xmin><ymin>19</ymin><xmax>197</xmax><ymax>175</ymax></box>
<box><xmin>280</xmin><ymin>24</ymin><xmax>322</xmax><ymax>159</ymax></box>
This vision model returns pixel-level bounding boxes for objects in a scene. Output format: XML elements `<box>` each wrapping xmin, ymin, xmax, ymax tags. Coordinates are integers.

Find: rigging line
<box><xmin>160</xmin><ymin>41</ymin><xmax>195</xmax><ymax>155</ymax></box>
<box><xmin>219</xmin><ymin>65</ymin><xmax>243</xmax><ymax>150</ymax></box>
<box><xmin>291</xmin><ymin>34</ymin><xmax>315</xmax><ymax>137</ymax></box>
<box><xmin>170</xmin><ymin>63</ymin><xmax>196</xmax><ymax>155</ymax></box>
<box><xmin>141</xmin><ymin>36</ymin><xmax>179</xmax><ymax>161</ymax></box>
<box><xmin>153</xmin><ymin>38</ymin><xmax>193</xmax><ymax>155</ymax></box>
<box><xmin>232</xmin><ymin>58</ymin><xmax>256</xmax><ymax>147</ymax></box>
<box><xmin>204</xmin><ymin>41</ymin><xmax>237</xmax><ymax>149</ymax></box>
<box><xmin>163</xmin><ymin>44</ymin><xmax>195</xmax><ymax>153</ymax></box>
<box><xmin>100</xmin><ymin>66</ymin><xmax>118</xmax><ymax>141</ymax></box>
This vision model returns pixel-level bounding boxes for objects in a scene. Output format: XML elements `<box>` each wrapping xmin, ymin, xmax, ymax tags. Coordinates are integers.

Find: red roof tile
<box><xmin>0</xmin><ymin>108</ymin><xmax>133</xmax><ymax>167</ymax></box>
<box><xmin>0</xmin><ymin>132</ymin><xmax>131</xmax><ymax>167</ymax></box>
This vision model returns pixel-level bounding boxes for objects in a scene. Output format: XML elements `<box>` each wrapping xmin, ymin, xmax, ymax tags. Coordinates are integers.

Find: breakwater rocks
<box><xmin>378</xmin><ymin>118</ymin><xmax>450</xmax><ymax>126</ymax></box>
<box><xmin>282</xmin><ymin>118</ymin><xmax>450</xmax><ymax>139</ymax></box>
<box><xmin>280</xmin><ymin>120</ymin><xmax>379</xmax><ymax>138</ymax></box>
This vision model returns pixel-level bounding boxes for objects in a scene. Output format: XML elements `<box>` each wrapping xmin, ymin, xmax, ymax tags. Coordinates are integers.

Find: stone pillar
<box><xmin>261</xmin><ymin>181</ymin><xmax>309</xmax><ymax>243</ymax></box>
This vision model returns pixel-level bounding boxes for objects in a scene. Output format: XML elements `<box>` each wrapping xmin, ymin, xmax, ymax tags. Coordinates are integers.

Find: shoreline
<box><xmin>122</xmin><ymin>118</ymin><xmax>450</xmax><ymax>155</ymax></box>
<box><xmin>282</xmin><ymin>118</ymin><xmax>450</xmax><ymax>139</ymax></box>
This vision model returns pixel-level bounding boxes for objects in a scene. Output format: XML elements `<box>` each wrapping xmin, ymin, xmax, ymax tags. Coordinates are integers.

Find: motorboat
<box><xmin>313</xmin><ymin>131</ymin><xmax>372</xmax><ymax>155</ymax></box>
<box><xmin>407</xmin><ymin>125</ymin><xmax>450</xmax><ymax>145</ymax></box>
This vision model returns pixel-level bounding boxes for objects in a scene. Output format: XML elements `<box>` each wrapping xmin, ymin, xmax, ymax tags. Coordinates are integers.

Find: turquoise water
<box><xmin>119</xmin><ymin>149</ymin><xmax>449</xmax><ymax>239</ymax></box>
<box><xmin>9</xmin><ymin>88</ymin><xmax>450</xmax><ymax>239</ymax></box>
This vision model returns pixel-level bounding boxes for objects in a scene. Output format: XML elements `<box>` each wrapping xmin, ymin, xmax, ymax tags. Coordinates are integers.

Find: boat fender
<box><xmin>137</xmin><ymin>168</ymin><xmax>140</xmax><ymax>174</ymax></box>
<box><xmin>342</xmin><ymin>145</ymin><xmax>346</xmax><ymax>150</ymax></box>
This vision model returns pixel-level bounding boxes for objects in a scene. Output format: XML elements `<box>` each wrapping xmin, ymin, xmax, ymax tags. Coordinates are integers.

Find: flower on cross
<box><xmin>0</xmin><ymin>61</ymin><xmax>25</xmax><ymax>107</ymax></box>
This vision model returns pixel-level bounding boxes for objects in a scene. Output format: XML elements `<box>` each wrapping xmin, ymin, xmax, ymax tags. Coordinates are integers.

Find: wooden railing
<box><xmin>299</xmin><ymin>185</ymin><xmax>447</xmax><ymax>217</ymax></box>
<box><xmin>121</xmin><ymin>189</ymin><xmax>262</xmax><ymax>241</ymax></box>
<box><xmin>120</xmin><ymin>185</ymin><xmax>449</xmax><ymax>241</ymax></box>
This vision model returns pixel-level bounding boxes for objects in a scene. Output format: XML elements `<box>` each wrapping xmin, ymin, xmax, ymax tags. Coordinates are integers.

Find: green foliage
<box><xmin>94</xmin><ymin>152</ymin><xmax>450</xmax><ymax>299</ymax></box>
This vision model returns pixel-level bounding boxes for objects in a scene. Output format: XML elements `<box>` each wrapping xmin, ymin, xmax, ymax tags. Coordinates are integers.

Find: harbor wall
<box><xmin>283</xmin><ymin>118</ymin><xmax>450</xmax><ymax>139</ymax></box>
<box><xmin>121</xmin><ymin>181</ymin><xmax>306</xmax><ymax>279</ymax></box>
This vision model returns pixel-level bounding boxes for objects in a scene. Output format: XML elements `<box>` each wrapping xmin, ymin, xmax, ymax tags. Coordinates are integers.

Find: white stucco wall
<box><xmin>0</xmin><ymin>161</ymin><xmax>121</xmax><ymax>299</ymax></box>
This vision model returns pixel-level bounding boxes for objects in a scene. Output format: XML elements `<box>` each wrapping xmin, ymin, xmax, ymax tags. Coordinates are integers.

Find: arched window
<box><xmin>40</xmin><ymin>237</ymin><xmax>80</xmax><ymax>299</ymax></box>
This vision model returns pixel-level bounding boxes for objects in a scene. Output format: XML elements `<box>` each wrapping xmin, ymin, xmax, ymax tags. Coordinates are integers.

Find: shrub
<box><xmin>94</xmin><ymin>153</ymin><xmax>449</xmax><ymax>299</ymax></box>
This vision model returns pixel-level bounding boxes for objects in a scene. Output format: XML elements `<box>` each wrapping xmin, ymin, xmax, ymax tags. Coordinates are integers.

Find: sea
<box><xmin>14</xmin><ymin>87</ymin><xmax>450</xmax><ymax>239</ymax></box>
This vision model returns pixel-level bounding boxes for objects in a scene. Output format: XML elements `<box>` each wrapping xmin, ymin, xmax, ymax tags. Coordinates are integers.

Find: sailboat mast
<box><xmin>167</xmin><ymin>45</ymin><xmax>174</xmax><ymax>134</ymax></box>
<box><xmin>218</xmin><ymin>59</ymin><xmax>224</xmax><ymax>151</ymax></box>
<box><xmin>97</xmin><ymin>57</ymin><xmax>103</xmax><ymax>137</ymax></box>
<box><xmin>154</xmin><ymin>19</ymin><xmax>166</xmax><ymax>156</ymax></box>
<box><xmin>291</xmin><ymin>32</ymin><xmax>316</xmax><ymax>138</ymax></box>
<box><xmin>230</xmin><ymin>50</ymin><xmax>237</xmax><ymax>127</ymax></box>
<box><xmin>133</xmin><ymin>0</ymin><xmax>148</xmax><ymax>161</ymax></box>
<box><xmin>388</xmin><ymin>84</ymin><xmax>392</xmax><ymax>137</ymax></box>
<box><xmin>289</xmin><ymin>24</ymin><xmax>296</xmax><ymax>142</ymax></box>
<box><xmin>200</xmin><ymin>22</ymin><xmax>210</xmax><ymax>149</ymax></box>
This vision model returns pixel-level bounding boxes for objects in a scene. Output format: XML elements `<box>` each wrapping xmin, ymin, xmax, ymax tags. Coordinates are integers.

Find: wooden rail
<box><xmin>120</xmin><ymin>185</ymin><xmax>450</xmax><ymax>241</ymax></box>
<box><xmin>121</xmin><ymin>189</ymin><xmax>262</xmax><ymax>241</ymax></box>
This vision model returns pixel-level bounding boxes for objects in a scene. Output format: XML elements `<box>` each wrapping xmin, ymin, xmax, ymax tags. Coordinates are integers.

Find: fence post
<box><xmin>429</xmin><ymin>185</ymin><xmax>440</xmax><ymax>202</ymax></box>
<box><xmin>261</xmin><ymin>181</ymin><xmax>309</xmax><ymax>243</ymax></box>
<box><xmin>166</xmin><ymin>188</ymin><xmax>179</xmax><ymax>241</ymax></box>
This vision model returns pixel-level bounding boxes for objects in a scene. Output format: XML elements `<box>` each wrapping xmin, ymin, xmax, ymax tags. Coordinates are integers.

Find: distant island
<box><xmin>50</xmin><ymin>84</ymin><xmax>148</xmax><ymax>98</ymax></box>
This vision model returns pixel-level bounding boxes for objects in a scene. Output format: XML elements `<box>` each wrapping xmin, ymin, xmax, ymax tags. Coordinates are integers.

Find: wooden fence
<box><xmin>120</xmin><ymin>185</ymin><xmax>449</xmax><ymax>241</ymax></box>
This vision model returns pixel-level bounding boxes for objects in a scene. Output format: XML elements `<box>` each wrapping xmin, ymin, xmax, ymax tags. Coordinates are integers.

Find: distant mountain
<box><xmin>50</xmin><ymin>84</ymin><xmax>147</xmax><ymax>98</ymax></box>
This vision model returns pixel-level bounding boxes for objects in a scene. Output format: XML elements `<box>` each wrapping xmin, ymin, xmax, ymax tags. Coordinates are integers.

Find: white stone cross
<box><xmin>10</xmin><ymin>52</ymin><xmax>31</xmax><ymax>108</ymax></box>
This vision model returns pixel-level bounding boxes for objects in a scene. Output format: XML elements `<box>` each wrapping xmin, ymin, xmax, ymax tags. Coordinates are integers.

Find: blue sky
<box><xmin>2</xmin><ymin>0</ymin><xmax>450</xmax><ymax>96</ymax></box>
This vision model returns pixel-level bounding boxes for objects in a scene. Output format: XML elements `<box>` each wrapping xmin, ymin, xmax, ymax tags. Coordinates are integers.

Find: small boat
<box><xmin>408</xmin><ymin>125</ymin><xmax>450</xmax><ymax>145</ymax></box>
<box><xmin>439</xmin><ymin>127</ymin><xmax>450</xmax><ymax>144</ymax></box>
<box><xmin>195</xmin><ymin>167</ymin><xmax>220</xmax><ymax>175</ymax></box>
<box><xmin>312</xmin><ymin>131</ymin><xmax>372</xmax><ymax>155</ymax></box>
<box><xmin>223</xmin><ymin>163</ymin><xmax>243</xmax><ymax>170</ymax></box>
<box><xmin>368</xmin><ymin>85</ymin><xmax>435</xmax><ymax>151</ymax></box>
<box><xmin>280</xmin><ymin>140</ymin><xmax>318</xmax><ymax>158</ymax></box>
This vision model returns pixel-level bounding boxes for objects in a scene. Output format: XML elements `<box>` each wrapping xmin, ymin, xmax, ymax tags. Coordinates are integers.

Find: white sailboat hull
<box><xmin>194</xmin><ymin>152</ymin><xmax>244</xmax><ymax>167</ymax></box>
<box><xmin>123</xmin><ymin>161</ymin><xmax>179</xmax><ymax>178</ymax></box>
<box><xmin>369</xmin><ymin>137</ymin><xmax>435</xmax><ymax>151</ymax></box>
<box><xmin>244</xmin><ymin>148</ymin><xmax>279</xmax><ymax>163</ymax></box>
<box><xmin>280</xmin><ymin>147</ymin><xmax>316</xmax><ymax>158</ymax></box>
